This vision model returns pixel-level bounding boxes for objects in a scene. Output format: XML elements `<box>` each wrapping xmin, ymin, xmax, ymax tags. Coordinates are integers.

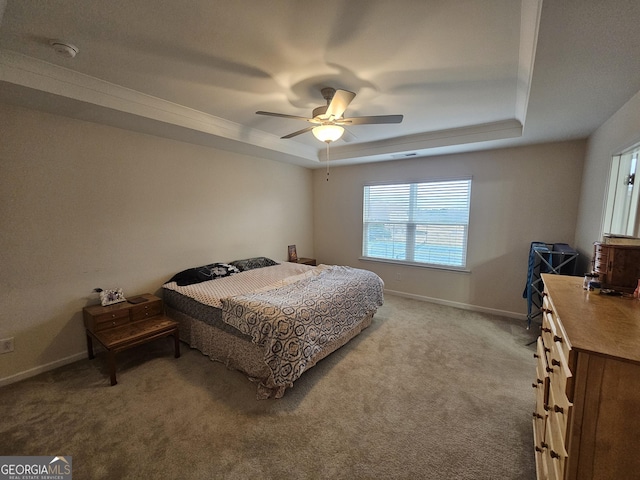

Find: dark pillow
<box><xmin>169</xmin><ymin>263</ymin><xmax>240</xmax><ymax>286</ymax></box>
<box><xmin>168</xmin><ymin>268</ymin><xmax>200</xmax><ymax>286</ymax></box>
<box><xmin>229</xmin><ymin>257</ymin><xmax>279</xmax><ymax>272</ymax></box>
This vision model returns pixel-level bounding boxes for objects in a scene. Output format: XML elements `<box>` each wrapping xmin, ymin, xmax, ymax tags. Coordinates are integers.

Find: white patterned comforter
<box><xmin>220</xmin><ymin>265</ymin><xmax>384</xmax><ymax>392</ymax></box>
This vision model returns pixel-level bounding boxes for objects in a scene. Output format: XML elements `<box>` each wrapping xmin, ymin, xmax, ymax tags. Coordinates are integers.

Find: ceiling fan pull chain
<box><xmin>326</xmin><ymin>142</ymin><xmax>330</xmax><ymax>181</ymax></box>
<box><xmin>326</xmin><ymin>142</ymin><xmax>331</xmax><ymax>181</ymax></box>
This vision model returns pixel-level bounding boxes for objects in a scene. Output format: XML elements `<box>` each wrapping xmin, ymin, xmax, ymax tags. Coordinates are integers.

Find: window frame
<box><xmin>360</xmin><ymin>177</ymin><xmax>472</xmax><ymax>272</ymax></box>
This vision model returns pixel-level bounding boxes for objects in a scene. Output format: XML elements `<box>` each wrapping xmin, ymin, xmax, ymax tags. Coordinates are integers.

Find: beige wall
<box><xmin>9</xmin><ymin>84</ymin><xmax>640</xmax><ymax>383</ymax></box>
<box><xmin>574</xmin><ymin>89</ymin><xmax>640</xmax><ymax>271</ymax></box>
<box><xmin>313</xmin><ymin>141</ymin><xmax>586</xmax><ymax>317</ymax></box>
<box><xmin>0</xmin><ymin>103</ymin><xmax>314</xmax><ymax>383</ymax></box>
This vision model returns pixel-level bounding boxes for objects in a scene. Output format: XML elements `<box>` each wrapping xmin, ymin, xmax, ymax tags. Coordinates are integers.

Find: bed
<box><xmin>162</xmin><ymin>257</ymin><xmax>384</xmax><ymax>399</ymax></box>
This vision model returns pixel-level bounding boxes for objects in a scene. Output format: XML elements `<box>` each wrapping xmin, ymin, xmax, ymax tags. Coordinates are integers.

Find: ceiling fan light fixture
<box><xmin>312</xmin><ymin>124</ymin><xmax>344</xmax><ymax>143</ymax></box>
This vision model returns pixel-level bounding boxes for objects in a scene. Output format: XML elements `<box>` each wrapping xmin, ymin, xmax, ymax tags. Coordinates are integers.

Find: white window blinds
<box><xmin>362</xmin><ymin>178</ymin><xmax>471</xmax><ymax>268</ymax></box>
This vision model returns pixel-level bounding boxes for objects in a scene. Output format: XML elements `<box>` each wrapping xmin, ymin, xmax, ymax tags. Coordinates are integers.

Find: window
<box><xmin>362</xmin><ymin>178</ymin><xmax>471</xmax><ymax>269</ymax></box>
<box><xmin>603</xmin><ymin>144</ymin><xmax>640</xmax><ymax>237</ymax></box>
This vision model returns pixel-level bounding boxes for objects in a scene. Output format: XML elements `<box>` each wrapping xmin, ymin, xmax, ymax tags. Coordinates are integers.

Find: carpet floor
<box><xmin>0</xmin><ymin>294</ymin><xmax>538</xmax><ymax>479</ymax></box>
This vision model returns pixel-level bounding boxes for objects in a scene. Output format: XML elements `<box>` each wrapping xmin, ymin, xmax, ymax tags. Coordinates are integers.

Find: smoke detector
<box><xmin>49</xmin><ymin>40</ymin><xmax>79</xmax><ymax>58</ymax></box>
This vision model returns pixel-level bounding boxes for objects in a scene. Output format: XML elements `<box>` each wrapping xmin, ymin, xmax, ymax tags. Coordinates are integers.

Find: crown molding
<box><xmin>319</xmin><ymin>119</ymin><xmax>523</xmax><ymax>162</ymax></box>
<box><xmin>515</xmin><ymin>0</ymin><xmax>543</xmax><ymax>125</ymax></box>
<box><xmin>0</xmin><ymin>50</ymin><xmax>318</xmax><ymax>163</ymax></box>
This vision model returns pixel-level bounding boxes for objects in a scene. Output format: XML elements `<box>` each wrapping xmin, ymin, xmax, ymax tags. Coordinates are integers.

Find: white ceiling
<box><xmin>1</xmin><ymin>0</ymin><xmax>640</xmax><ymax>168</ymax></box>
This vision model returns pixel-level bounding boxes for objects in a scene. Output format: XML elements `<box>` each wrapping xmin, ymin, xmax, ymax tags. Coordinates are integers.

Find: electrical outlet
<box><xmin>0</xmin><ymin>338</ymin><xmax>14</xmax><ymax>354</ymax></box>
<box><xmin>395</xmin><ymin>272</ymin><xmax>401</xmax><ymax>281</ymax></box>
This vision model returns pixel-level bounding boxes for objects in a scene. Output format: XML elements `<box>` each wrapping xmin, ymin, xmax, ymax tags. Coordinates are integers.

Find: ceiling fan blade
<box><xmin>256</xmin><ymin>111</ymin><xmax>310</xmax><ymax>121</ymax></box>
<box><xmin>339</xmin><ymin>114</ymin><xmax>403</xmax><ymax>125</ymax></box>
<box><xmin>281</xmin><ymin>126</ymin><xmax>315</xmax><ymax>139</ymax></box>
<box><xmin>325</xmin><ymin>89</ymin><xmax>356</xmax><ymax>119</ymax></box>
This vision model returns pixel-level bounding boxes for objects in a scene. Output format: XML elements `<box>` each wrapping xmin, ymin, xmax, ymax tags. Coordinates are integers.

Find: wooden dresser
<box><xmin>532</xmin><ymin>274</ymin><xmax>640</xmax><ymax>479</ymax></box>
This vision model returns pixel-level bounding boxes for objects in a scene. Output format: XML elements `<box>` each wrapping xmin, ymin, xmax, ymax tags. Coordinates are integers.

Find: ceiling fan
<box><xmin>256</xmin><ymin>87</ymin><xmax>403</xmax><ymax>143</ymax></box>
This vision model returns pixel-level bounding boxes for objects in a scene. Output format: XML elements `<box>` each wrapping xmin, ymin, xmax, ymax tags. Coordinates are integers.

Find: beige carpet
<box><xmin>0</xmin><ymin>294</ymin><xmax>537</xmax><ymax>479</ymax></box>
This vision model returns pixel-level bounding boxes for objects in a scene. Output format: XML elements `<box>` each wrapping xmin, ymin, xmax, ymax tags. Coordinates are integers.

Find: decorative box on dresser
<box><xmin>592</xmin><ymin>242</ymin><xmax>640</xmax><ymax>293</ymax></box>
<box><xmin>532</xmin><ymin>274</ymin><xmax>640</xmax><ymax>480</ymax></box>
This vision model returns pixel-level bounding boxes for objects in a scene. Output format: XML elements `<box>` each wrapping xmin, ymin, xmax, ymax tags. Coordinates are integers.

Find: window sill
<box><xmin>358</xmin><ymin>256</ymin><xmax>471</xmax><ymax>273</ymax></box>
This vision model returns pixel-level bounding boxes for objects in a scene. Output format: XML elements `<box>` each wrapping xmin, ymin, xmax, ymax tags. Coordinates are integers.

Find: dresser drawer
<box><xmin>545</xmin><ymin>416</ymin><xmax>568</xmax><ymax>480</ymax></box>
<box><xmin>548</xmin><ymin>383</ymin><xmax>573</xmax><ymax>445</ymax></box>
<box><xmin>548</xmin><ymin>340</ymin><xmax>574</xmax><ymax>401</ymax></box>
<box><xmin>94</xmin><ymin>309</ymin><xmax>130</xmax><ymax>331</ymax></box>
<box><xmin>541</xmin><ymin>311</ymin><xmax>555</xmax><ymax>355</ymax></box>
<box><xmin>593</xmin><ymin>260</ymin><xmax>607</xmax><ymax>274</ymax></box>
<box><xmin>534</xmin><ymin>338</ymin><xmax>550</xmax><ymax>404</ymax></box>
<box><xmin>533</xmin><ymin>418</ymin><xmax>549</xmax><ymax>480</ymax></box>
<box><xmin>533</xmin><ymin>338</ymin><xmax>549</xmax><ymax>446</ymax></box>
<box><xmin>541</xmin><ymin>304</ymin><xmax>570</xmax><ymax>362</ymax></box>
<box><xmin>131</xmin><ymin>300</ymin><xmax>163</xmax><ymax>321</ymax></box>
<box><xmin>593</xmin><ymin>247</ymin><xmax>609</xmax><ymax>273</ymax></box>
<box><xmin>83</xmin><ymin>294</ymin><xmax>165</xmax><ymax>334</ymax></box>
<box><xmin>542</xmin><ymin>293</ymin><xmax>552</xmax><ymax>314</ymax></box>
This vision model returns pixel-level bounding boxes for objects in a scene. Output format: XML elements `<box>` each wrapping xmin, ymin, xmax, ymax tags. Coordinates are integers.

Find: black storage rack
<box><xmin>523</xmin><ymin>242</ymin><xmax>578</xmax><ymax>329</ymax></box>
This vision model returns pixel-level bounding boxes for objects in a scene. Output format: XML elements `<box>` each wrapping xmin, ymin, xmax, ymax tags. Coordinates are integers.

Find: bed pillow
<box><xmin>168</xmin><ymin>268</ymin><xmax>200</xmax><ymax>286</ymax></box>
<box><xmin>168</xmin><ymin>262</ymin><xmax>240</xmax><ymax>286</ymax></box>
<box><xmin>229</xmin><ymin>257</ymin><xmax>279</xmax><ymax>272</ymax></box>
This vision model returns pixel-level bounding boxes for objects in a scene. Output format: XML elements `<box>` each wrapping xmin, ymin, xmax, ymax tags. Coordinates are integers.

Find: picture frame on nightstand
<box><xmin>98</xmin><ymin>288</ymin><xmax>126</xmax><ymax>306</ymax></box>
<box><xmin>288</xmin><ymin>245</ymin><xmax>298</xmax><ymax>262</ymax></box>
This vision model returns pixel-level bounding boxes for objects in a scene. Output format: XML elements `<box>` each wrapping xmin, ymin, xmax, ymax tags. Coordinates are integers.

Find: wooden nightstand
<box><xmin>295</xmin><ymin>257</ymin><xmax>317</xmax><ymax>266</ymax></box>
<box><xmin>83</xmin><ymin>293</ymin><xmax>180</xmax><ymax>385</ymax></box>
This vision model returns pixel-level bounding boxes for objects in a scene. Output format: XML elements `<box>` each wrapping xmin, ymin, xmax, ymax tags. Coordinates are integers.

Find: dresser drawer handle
<box><xmin>112</xmin><ymin>321</ymin><xmax>116</xmax><ymax>326</ymax></box>
<box><xmin>553</xmin><ymin>335</ymin><xmax>562</xmax><ymax>343</ymax></box>
<box><xmin>532</xmin><ymin>412</ymin><xmax>544</xmax><ymax>419</ymax></box>
<box><xmin>535</xmin><ymin>445</ymin><xmax>544</xmax><ymax>453</ymax></box>
<box><xmin>112</xmin><ymin>314</ymin><xmax>116</xmax><ymax>318</ymax></box>
<box><xmin>550</xmin><ymin>450</ymin><xmax>561</xmax><ymax>459</ymax></box>
<box><xmin>551</xmin><ymin>359</ymin><xmax>561</xmax><ymax>367</ymax></box>
<box><xmin>542</xmin><ymin>327</ymin><xmax>551</xmax><ymax>333</ymax></box>
<box><xmin>554</xmin><ymin>405</ymin><xmax>564</xmax><ymax>414</ymax></box>
<box><xmin>546</xmin><ymin>366</ymin><xmax>554</xmax><ymax>373</ymax></box>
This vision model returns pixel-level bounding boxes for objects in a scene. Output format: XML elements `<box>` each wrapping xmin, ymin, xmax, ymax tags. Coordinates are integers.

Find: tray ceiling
<box><xmin>1</xmin><ymin>1</ymin><xmax>640</xmax><ymax>167</ymax></box>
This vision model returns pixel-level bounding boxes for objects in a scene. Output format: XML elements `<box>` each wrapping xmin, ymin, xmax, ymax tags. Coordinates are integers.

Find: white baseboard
<box><xmin>0</xmin><ymin>351</ymin><xmax>86</xmax><ymax>388</ymax></box>
<box><xmin>383</xmin><ymin>288</ymin><xmax>527</xmax><ymax>321</ymax></box>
